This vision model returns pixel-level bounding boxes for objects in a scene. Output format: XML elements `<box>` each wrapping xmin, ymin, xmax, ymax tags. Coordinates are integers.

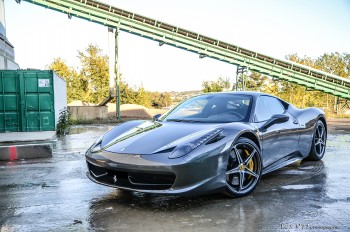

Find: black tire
<box><xmin>225</xmin><ymin>137</ymin><xmax>262</xmax><ymax>197</ymax></box>
<box><xmin>305</xmin><ymin>120</ymin><xmax>327</xmax><ymax>161</ymax></box>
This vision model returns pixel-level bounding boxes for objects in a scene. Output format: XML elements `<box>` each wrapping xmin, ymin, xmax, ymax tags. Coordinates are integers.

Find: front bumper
<box><xmin>85</xmin><ymin>147</ymin><xmax>228</xmax><ymax>196</ymax></box>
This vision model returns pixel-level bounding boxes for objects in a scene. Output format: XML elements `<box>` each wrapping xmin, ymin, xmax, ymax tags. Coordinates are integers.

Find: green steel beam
<box><xmin>20</xmin><ymin>0</ymin><xmax>350</xmax><ymax>100</ymax></box>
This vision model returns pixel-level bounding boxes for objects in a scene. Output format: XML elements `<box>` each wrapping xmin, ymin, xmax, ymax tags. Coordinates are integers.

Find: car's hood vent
<box><xmin>152</xmin><ymin>146</ymin><xmax>176</xmax><ymax>154</ymax></box>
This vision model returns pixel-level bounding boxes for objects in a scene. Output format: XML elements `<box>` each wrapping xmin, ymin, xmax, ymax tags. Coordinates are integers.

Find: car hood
<box><xmin>100</xmin><ymin>120</ymin><xmax>224</xmax><ymax>155</ymax></box>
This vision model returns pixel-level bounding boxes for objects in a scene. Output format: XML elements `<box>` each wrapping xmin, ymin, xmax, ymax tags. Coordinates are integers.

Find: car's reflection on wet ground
<box><xmin>0</xmin><ymin>124</ymin><xmax>349</xmax><ymax>231</ymax></box>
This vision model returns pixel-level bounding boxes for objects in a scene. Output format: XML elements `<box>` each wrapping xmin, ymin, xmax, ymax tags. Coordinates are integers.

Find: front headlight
<box><xmin>89</xmin><ymin>135</ymin><xmax>104</xmax><ymax>153</ymax></box>
<box><xmin>169</xmin><ymin>129</ymin><xmax>223</xmax><ymax>159</ymax></box>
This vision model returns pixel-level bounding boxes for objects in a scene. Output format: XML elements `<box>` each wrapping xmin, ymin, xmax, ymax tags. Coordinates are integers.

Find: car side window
<box><xmin>255</xmin><ymin>96</ymin><xmax>285</xmax><ymax>122</ymax></box>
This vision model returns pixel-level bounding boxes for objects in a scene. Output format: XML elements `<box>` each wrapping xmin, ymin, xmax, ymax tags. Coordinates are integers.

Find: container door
<box><xmin>0</xmin><ymin>72</ymin><xmax>20</xmax><ymax>132</ymax></box>
<box><xmin>23</xmin><ymin>72</ymin><xmax>55</xmax><ymax>131</ymax></box>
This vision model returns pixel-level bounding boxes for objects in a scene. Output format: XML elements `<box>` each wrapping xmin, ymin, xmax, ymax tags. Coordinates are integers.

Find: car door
<box><xmin>253</xmin><ymin>96</ymin><xmax>300</xmax><ymax>167</ymax></box>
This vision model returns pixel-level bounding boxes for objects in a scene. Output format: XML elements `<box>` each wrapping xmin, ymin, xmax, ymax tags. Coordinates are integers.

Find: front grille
<box><xmin>87</xmin><ymin>161</ymin><xmax>176</xmax><ymax>190</ymax></box>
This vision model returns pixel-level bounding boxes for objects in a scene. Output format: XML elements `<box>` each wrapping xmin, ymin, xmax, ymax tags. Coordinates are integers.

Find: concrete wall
<box><xmin>0</xmin><ymin>143</ymin><xmax>53</xmax><ymax>161</ymax></box>
<box><xmin>68</xmin><ymin>106</ymin><xmax>108</xmax><ymax>121</ymax></box>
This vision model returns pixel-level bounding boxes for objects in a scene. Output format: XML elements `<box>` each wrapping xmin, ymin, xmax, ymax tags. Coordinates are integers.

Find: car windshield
<box><xmin>162</xmin><ymin>94</ymin><xmax>252</xmax><ymax>123</ymax></box>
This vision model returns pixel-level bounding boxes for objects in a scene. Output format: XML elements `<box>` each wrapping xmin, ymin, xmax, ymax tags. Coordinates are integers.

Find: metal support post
<box><xmin>235</xmin><ymin>66</ymin><xmax>247</xmax><ymax>91</ymax></box>
<box><xmin>336</xmin><ymin>97</ymin><xmax>340</xmax><ymax>114</ymax></box>
<box><xmin>100</xmin><ymin>27</ymin><xmax>120</xmax><ymax>121</ymax></box>
<box><xmin>115</xmin><ymin>28</ymin><xmax>120</xmax><ymax>120</ymax></box>
<box><xmin>336</xmin><ymin>97</ymin><xmax>350</xmax><ymax>112</ymax></box>
<box><xmin>341</xmin><ymin>100</ymin><xmax>350</xmax><ymax>110</ymax></box>
<box><xmin>99</xmin><ymin>28</ymin><xmax>117</xmax><ymax>106</ymax></box>
<box><xmin>108</xmin><ymin>27</ymin><xmax>116</xmax><ymax>97</ymax></box>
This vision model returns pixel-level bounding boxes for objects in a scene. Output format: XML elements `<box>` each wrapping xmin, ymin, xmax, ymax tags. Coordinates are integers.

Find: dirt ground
<box><xmin>106</xmin><ymin>103</ymin><xmax>166</xmax><ymax>118</ymax></box>
<box><xmin>68</xmin><ymin>101</ymin><xmax>167</xmax><ymax>119</ymax></box>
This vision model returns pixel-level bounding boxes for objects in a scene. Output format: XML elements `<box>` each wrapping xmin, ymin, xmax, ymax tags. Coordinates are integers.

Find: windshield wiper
<box><xmin>166</xmin><ymin>119</ymin><xmax>181</xmax><ymax>122</ymax></box>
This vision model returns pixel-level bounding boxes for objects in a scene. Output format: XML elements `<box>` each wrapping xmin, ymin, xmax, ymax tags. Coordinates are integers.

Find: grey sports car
<box><xmin>85</xmin><ymin>92</ymin><xmax>327</xmax><ymax>197</ymax></box>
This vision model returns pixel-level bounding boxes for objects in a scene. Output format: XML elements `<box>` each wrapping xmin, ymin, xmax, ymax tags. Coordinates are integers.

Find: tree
<box><xmin>315</xmin><ymin>52</ymin><xmax>349</xmax><ymax>78</ymax></box>
<box><xmin>117</xmin><ymin>78</ymin><xmax>152</xmax><ymax>107</ymax></box>
<box><xmin>49</xmin><ymin>44</ymin><xmax>161</xmax><ymax>107</ymax></box>
<box><xmin>286</xmin><ymin>53</ymin><xmax>316</xmax><ymax>68</ymax></box>
<box><xmin>48</xmin><ymin>58</ymin><xmax>70</xmax><ymax>82</ymax></box>
<box><xmin>159</xmin><ymin>93</ymin><xmax>172</xmax><ymax>108</ymax></box>
<box><xmin>50</xmin><ymin>44</ymin><xmax>349</xmax><ymax>114</ymax></box>
<box><xmin>151</xmin><ymin>92</ymin><xmax>173</xmax><ymax>108</ymax></box>
<box><xmin>267</xmin><ymin>53</ymin><xmax>350</xmax><ymax>111</ymax></box>
<box><xmin>48</xmin><ymin>58</ymin><xmax>87</xmax><ymax>103</ymax></box>
<box><xmin>78</xmin><ymin>44</ymin><xmax>110</xmax><ymax>104</ymax></box>
<box><xmin>244</xmin><ymin>72</ymin><xmax>269</xmax><ymax>92</ymax></box>
<box><xmin>134</xmin><ymin>86</ymin><xmax>152</xmax><ymax>107</ymax></box>
<box><xmin>202</xmin><ymin>77</ymin><xmax>230</xmax><ymax>93</ymax></box>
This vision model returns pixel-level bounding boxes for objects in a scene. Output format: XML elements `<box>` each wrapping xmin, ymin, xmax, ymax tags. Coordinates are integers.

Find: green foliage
<box><xmin>48</xmin><ymin>58</ymin><xmax>86</xmax><ymax>103</ymax></box>
<box><xmin>150</xmin><ymin>92</ymin><xmax>173</xmax><ymax>108</ymax></box>
<box><xmin>118</xmin><ymin>80</ymin><xmax>152</xmax><ymax>107</ymax></box>
<box><xmin>118</xmin><ymin>84</ymin><xmax>173</xmax><ymax>109</ymax></box>
<box><xmin>78</xmin><ymin>44</ymin><xmax>110</xmax><ymax>104</ymax></box>
<box><xmin>237</xmin><ymin>52</ymin><xmax>350</xmax><ymax>113</ymax></box>
<box><xmin>48</xmin><ymin>44</ymin><xmax>164</xmax><ymax>108</ymax></box>
<box><xmin>48</xmin><ymin>58</ymin><xmax>70</xmax><ymax>81</ymax></box>
<box><xmin>56</xmin><ymin>107</ymin><xmax>71</xmax><ymax>135</ymax></box>
<box><xmin>274</xmin><ymin>52</ymin><xmax>350</xmax><ymax>111</ymax></box>
<box><xmin>50</xmin><ymin>45</ymin><xmax>349</xmax><ymax>114</ymax></box>
<box><xmin>233</xmin><ymin>72</ymin><xmax>268</xmax><ymax>92</ymax></box>
<box><xmin>201</xmin><ymin>52</ymin><xmax>350</xmax><ymax>114</ymax></box>
<box><xmin>315</xmin><ymin>52</ymin><xmax>350</xmax><ymax>78</ymax></box>
<box><xmin>202</xmin><ymin>77</ymin><xmax>230</xmax><ymax>93</ymax></box>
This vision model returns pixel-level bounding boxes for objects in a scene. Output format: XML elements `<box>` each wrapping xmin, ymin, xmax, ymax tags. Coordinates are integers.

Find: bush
<box><xmin>56</xmin><ymin>107</ymin><xmax>72</xmax><ymax>135</ymax></box>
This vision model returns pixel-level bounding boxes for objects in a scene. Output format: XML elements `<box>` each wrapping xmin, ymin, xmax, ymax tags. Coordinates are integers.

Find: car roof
<box><xmin>204</xmin><ymin>91</ymin><xmax>274</xmax><ymax>98</ymax></box>
<box><xmin>202</xmin><ymin>91</ymin><xmax>290</xmax><ymax>107</ymax></box>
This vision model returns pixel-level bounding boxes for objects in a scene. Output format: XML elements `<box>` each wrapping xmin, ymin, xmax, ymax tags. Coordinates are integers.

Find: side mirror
<box><xmin>259</xmin><ymin>114</ymin><xmax>289</xmax><ymax>131</ymax></box>
<box><xmin>153</xmin><ymin>114</ymin><xmax>161</xmax><ymax>121</ymax></box>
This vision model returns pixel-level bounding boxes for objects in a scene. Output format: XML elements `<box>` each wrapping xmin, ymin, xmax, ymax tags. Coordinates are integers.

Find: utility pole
<box><xmin>108</xmin><ymin>27</ymin><xmax>120</xmax><ymax>120</ymax></box>
<box><xmin>115</xmin><ymin>28</ymin><xmax>120</xmax><ymax>120</ymax></box>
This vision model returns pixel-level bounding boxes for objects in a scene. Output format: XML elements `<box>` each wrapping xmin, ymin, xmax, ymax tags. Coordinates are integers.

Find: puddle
<box><xmin>281</xmin><ymin>184</ymin><xmax>316</xmax><ymax>190</ymax></box>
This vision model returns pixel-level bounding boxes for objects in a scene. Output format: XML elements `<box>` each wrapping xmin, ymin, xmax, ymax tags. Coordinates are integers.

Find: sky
<box><xmin>4</xmin><ymin>0</ymin><xmax>350</xmax><ymax>92</ymax></box>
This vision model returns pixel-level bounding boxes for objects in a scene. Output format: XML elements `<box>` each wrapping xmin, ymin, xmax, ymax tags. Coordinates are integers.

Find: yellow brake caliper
<box><xmin>244</xmin><ymin>149</ymin><xmax>254</xmax><ymax>179</ymax></box>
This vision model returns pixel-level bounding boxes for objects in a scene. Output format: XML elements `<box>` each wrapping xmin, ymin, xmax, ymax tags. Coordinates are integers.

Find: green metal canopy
<box><xmin>20</xmin><ymin>0</ymin><xmax>350</xmax><ymax>100</ymax></box>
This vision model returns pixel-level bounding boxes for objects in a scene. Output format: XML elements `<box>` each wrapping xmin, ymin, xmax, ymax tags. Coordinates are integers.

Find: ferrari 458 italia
<box><xmin>85</xmin><ymin>92</ymin><xmax>327</xmax><ymax>197</ymax></box>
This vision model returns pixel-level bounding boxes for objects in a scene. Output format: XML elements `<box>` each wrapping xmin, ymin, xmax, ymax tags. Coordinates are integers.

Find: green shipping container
<box><xmin>0</xmin><ymin>70</ymin><xmax>66</xmax><ymax>132</ymax></box>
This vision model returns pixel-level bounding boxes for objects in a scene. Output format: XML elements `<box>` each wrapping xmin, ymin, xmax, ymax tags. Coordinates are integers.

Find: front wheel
<box><xmin>225</xmin><ymin>137</ymin><xmax>262</xmax><ymax>197</ymax></box>
<box><xmin>305</xmin><ymin>120</ymin><xmax>327</xmax><ymax>161</ymax></box>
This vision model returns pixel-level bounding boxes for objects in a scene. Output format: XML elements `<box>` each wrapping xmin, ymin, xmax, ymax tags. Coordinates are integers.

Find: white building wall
<box><xmin>0</xmin><ymin>0</ymin><xmax>19</xmax><ymax>70</ymax></box>
<box><xmin>0</xmin><ymin>0</ymin><xmax>6</xmax><ymax>37</ymax></box>
<box><xmin>7</xmin><ymin>59</ymin><xmax>19</xmax><ymax>69</ymax></box>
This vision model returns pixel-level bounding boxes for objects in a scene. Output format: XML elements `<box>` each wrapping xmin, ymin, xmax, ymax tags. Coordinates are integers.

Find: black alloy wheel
<box><xmin>225</xmin><ymin>137</ymin><xmax>262</xmax><ymax>197</ymax></box>
<box><xmin>306</xmin><ymin>120</ymin><xmax>327</xmax><ymax>161</ymax></box>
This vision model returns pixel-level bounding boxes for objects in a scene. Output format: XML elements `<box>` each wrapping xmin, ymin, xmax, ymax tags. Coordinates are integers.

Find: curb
<box><xmin>0</xmin><ymin>143</ymin><xmax>53</xmax><ymax>161</ymax></box>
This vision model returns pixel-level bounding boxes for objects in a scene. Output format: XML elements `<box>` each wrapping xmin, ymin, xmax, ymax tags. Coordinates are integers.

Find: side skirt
<box><xmin>262</xmin><ymin>152</ymin><xmax>304</xmax><ymax>175</ymax></box>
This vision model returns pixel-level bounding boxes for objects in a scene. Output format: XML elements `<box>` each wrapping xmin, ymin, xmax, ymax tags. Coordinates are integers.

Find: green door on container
<box><xmin>23</xmin><ymin>72</ymin><xmax>55</xmax><ymax>131</ymax></box>
<box><xmin>0</xmin><ymin>71</ymin><xmax>55</xmax><ymax>132</ymax></box>
<box><xmin>0</xmin><ymin>72</ymin><xmax>21</xmax><ymax>132</ymax></box>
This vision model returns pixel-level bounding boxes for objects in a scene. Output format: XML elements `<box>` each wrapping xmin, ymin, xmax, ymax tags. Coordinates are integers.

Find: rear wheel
<box><xmin>305</xmin><ymin>120</ymin><xmax>326</xmax><ymax>161</ymax></box>
<box><xmin>225</xmin><ymin>137</ymin><xmax>262</xmax><ymax>197</ymax></box>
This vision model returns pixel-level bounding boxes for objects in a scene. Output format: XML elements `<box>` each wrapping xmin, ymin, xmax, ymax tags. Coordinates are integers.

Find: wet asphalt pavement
<box><xmin>0</xmin><ymin>124</ymin><xmax>350</xmax><ymax>232</ymax></box>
